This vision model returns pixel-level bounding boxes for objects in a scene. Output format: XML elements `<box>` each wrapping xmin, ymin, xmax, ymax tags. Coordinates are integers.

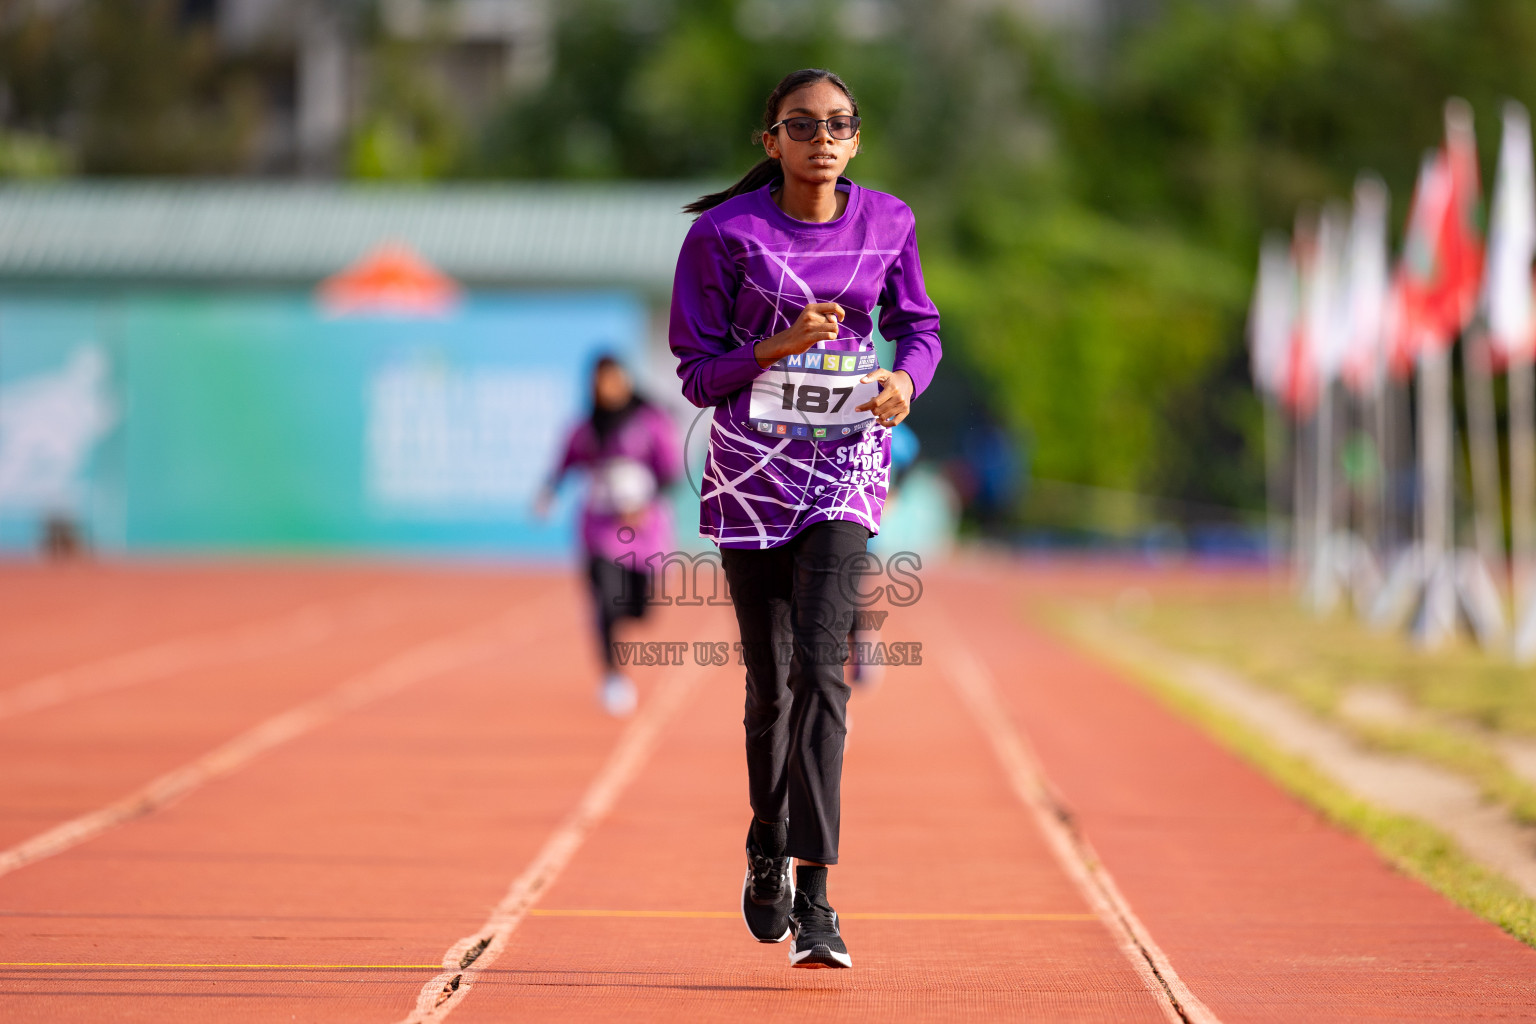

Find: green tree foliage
<box><xmin>1036</xmin><ymin>0</ymin><xmax>1536</xmax><ymax>515</ymax></box>
<box><xmin>349</xmin><ymin>35</ymin><xmax>465</xmax><ymax>180</ymax></box>
<box><xmin>468</xmin><ymin>0</ymin><xmax>840</xmax><ymax>179</ymax></box>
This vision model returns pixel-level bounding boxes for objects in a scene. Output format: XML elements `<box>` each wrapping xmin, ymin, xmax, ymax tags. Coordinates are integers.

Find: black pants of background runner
<box><xmin>588</xmin><ymin>555</ymin><xmax>648</xmax><ymax>670</ymax></box>
<box><xmin>720</xmin><ymin>520</ymin><xmax>869</xmax><ymax>866</ymax></box>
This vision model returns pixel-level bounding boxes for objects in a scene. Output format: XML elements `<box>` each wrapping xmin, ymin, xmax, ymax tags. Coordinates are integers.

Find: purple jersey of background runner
<box><xmin>669</xmin><ymin>179</ymin><xmax>942</xmax><ymax>549</ymax></box>
<box><xmin>554</xmin><ymin>403</ymin><xmax>681</xmax><ymax>563</ymax></box>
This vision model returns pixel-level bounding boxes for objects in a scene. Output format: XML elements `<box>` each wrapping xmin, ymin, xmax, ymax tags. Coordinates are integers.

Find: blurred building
<box><xmin>1</xmin><ymin>0</ymin><xmax>551</xmax><ymax>176</ymax></box>
<box><xmin>212</xmin><ymin>0</ymin><xmax>552</xmax><ymax>175</ymax></box>
<box><xmin>0</xmin><ymin>180</ymin><xmax>693</xmax><ymax>556</ymax></box>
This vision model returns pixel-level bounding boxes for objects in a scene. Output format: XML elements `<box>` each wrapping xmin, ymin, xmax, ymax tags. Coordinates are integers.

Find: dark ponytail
<box><xmin>684</xmin><ymin>68</ymin><xmax>859</xmax><ymax>217</ymax></box>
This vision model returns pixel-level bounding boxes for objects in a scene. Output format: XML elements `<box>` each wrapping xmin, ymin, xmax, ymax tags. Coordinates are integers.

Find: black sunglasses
<box><xmin>768</xmin><ymin>116</ymin><xmax>861</xmax><ymax>142</ymax></box>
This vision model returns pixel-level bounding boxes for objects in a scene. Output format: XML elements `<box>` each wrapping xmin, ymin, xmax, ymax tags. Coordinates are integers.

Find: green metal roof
<box><xmin>0</xmin><ymin>181</ymin><xmax>704</xmax><ymax>290</ymax></box>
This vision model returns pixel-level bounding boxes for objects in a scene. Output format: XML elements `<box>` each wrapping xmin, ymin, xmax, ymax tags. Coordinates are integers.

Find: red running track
<box><xmin>0</xmin><ymin>560</ymin><xmax>1531</xmax><ymax>1022</ymax></box>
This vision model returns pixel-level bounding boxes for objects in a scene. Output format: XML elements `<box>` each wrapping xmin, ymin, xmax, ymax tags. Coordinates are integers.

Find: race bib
<box><xmin>589</xmin><ymin>456</ymin><xmax>656</xmax><ymax>515</ymax></box>
<box><xmin>747</xmin><ymin>348</ymin><xmax>882</xmax><ymax>440</ymax></box>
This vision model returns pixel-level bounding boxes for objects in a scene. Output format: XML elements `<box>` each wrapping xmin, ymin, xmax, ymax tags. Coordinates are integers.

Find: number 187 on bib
<box><xmin>747</xmin><ymin>348</ymin><xmax>882</xmax><ymax>440</ymax></box>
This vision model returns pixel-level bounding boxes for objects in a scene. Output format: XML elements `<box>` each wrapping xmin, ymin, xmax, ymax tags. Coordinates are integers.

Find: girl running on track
<box><xmin>671</xmin><ymin>68</ymin><xmax>941</xmax><ymax>969</ymax></box>
<box><xmin>538</xmin><ymin>355</ymin><xmax>681</xmax><ymax>717</ymax></box>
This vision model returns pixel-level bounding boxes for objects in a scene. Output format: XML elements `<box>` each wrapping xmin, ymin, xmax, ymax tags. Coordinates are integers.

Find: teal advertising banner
<box><xmin>0</xmin><ymin>291</ymin><xmax>649</xmax><ymax>556</ymax></box>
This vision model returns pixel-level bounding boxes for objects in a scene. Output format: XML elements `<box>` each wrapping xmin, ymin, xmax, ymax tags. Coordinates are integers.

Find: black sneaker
<box><xmin>788</xmin><ymin>890</ymin><xmax>852</xmax><ymax>968</ymax></box>
<box><xmin>741</xmin><ymin>822</ymin><xmax>794</xmax><ymax>943</ymax></box>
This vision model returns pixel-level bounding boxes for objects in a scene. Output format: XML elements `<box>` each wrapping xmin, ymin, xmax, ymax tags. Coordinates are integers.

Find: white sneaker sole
<box><xmin>788</xmin><ymin>942</ymin><xmax>852</xmax><ymax>968</ymax></box>
<box><xmin>789</xmin><ymin>907</ymin><xmax>850</xmax><ymax>967</ymax></box>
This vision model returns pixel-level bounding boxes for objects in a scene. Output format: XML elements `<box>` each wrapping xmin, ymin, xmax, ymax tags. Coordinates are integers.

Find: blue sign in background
<box><xmin>0</xmin><ymin>291</ymin><xmax>653</xmax><ymax>557</ymax></box>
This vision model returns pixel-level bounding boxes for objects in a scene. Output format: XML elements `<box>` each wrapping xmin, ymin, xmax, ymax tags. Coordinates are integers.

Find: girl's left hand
<box><xmin>856</xmin><ymin>369</ymin><xmax>914</xmax><ymax>428</ymax></box>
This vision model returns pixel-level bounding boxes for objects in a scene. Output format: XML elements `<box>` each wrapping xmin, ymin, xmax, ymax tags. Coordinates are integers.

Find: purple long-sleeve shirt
<box><xmin>669</xmin><ymin>179</ymin><xmax>942</xmax><ymax>549</ymax></box>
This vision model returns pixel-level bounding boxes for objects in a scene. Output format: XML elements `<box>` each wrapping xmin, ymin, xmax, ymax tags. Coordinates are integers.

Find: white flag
<box><xmin>1249</xmin><ymin>234</ymin><xmax>1296</xmax><ymax>397</ymax></box>
<box><xmin>1485</xmin><ymin>100</ymin><xmax>1536</xmax><ymax>362</ymax></box>
<box><xmin>1308</xmin><ymin>205</ymin><xmax>1350</xmax><ymax>384</ymax></box>
<box><xmin>1342</xmin><ymin>176</ymin><xmax>1390</xmax><ymax>394</ymax></box>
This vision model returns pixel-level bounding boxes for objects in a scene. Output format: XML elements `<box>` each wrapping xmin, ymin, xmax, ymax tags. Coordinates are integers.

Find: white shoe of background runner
<box><xmin>600</xmin><ymin>673</ymin><xmax>638</xmax><ymax>717</ymax></box>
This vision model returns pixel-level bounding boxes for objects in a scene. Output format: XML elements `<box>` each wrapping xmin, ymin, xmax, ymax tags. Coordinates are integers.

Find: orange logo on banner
<box><xmin>318</xmin><ymin>243</ymin><xmax>461</xmax><ymax>317</ymax></box>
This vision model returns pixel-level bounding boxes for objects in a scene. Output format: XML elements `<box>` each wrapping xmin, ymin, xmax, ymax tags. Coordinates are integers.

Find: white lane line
<box><xmin>0</xmin><ymin>602</ymin><xmax>546</xmax><ymax>882</ymax></box>
<box><xmin>399</xmin><ymin>623</ymin><xmax>716</xmax><ymax>1023</ymax></box>
<box><xmin>0</xmin><ymin>587</ymin><xmax>418</xmax><ymax>723</ymax></box>
<box><xmin>932</xmin><ymin>609</ymin><xmax>1221</xmax><ymax>1024</ymax></box>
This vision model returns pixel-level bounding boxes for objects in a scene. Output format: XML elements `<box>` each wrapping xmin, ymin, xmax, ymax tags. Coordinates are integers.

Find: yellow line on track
<box><xmin>848</xmin><ymin>912</ymin><xmax>1098</xmax><ymax>921</ymax></box>
<box><xmin>0</xmin><ymin>962</ymin><xmax>440</xmax><ymax>970</ymax></box>
<box><xmin>0</xmin><ymin>913</ymin><xmax>1102</xmax><ymax>973</ymax></box>
<box><xmin>527</xmin><ymin>909</ymin><xmax>1097</xmax><ymax>922</ymax></box>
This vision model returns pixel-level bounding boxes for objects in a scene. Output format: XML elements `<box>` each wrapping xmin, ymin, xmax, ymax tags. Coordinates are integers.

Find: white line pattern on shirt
<box><xmin>701</xmin><ymin>230</ymin><xmax>896</xmax><ymax>547</ymax></box>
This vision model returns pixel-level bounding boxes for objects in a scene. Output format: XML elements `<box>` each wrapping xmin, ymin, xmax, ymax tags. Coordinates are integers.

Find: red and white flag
<box><xmin>1388</xmin><ymin>98</ymin><xmax>1484</xmax><ymax>371</ymax></box>
<box><xmin>1484</xmin><ymin>100</ymin><xmax>1536</xmax><ymax>364</ymax></box>
<box><xmin>1434</xmin><ymin>98</ymin><xmax>1485</xmax><ymax>341</ymax></box>
<box><xmin>1391</xmin><ymin>152</ymin><xmax>1454</xmax><ymax>371</ymax></box>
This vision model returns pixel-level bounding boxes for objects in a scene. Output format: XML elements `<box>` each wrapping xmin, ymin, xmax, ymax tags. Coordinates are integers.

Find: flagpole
<box><xmin>1511</xmin><ymin>356</ymin><xmax>1536</xmax><ymax>656</ymax></box>
<box><xmin>1389</xmin><ymin>374</ymin><xmax>1411</xmax><ymax>554</ymax></box>
<box><xmin>1415</xmin><ymin>342</ymin><xmax>1458</xmax><ymax>647</ymax></box>
<box><xmin>1294</xmin><ymin>406</ymin><xmax>1316</xmax><ymax>596</ymax></box>
<box><xmin>1344</xmin><ymin>176</ymin><xmax>1392</xmax><ymax>606</ymax></box>
<box><xmin>1263</xmin><ymin>391</ymin><xmax>1288</xmax><ymax>573</ymax></box>
<box><xmin>1344</xmin><ymin>387</ymin><xmax>1380</xmax><ymax>611</ymax></box>
<box><xmin>1381</xmin><ymin>377</ymin><xmax>1399</xmax><ymax>553</ymax></box>
<box><xmin>1363</xmin><ymin>383</ymin><xmax>1387</xmax><ymax>587</ymax></box>
<box><xmin>1464</xmin><ymin>329</ymin><xmax>1508</xmax><ymax>588</ymax></box>
<box><xmin>1367</xmin><ymin>370</ymin><xmax>1418</xmax><ymax>630</ymax></box>
<box><xmin>1309</xmin><ymin>378</ymin><xmax>1339</xmax><ymax>613</ymax></box>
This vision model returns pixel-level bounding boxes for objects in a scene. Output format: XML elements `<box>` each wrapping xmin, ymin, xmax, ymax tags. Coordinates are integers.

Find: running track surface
<box><xmin>0</xmin><ymin>560</ymin><xmax>1532</xmax><ymax>1022</ymax></box>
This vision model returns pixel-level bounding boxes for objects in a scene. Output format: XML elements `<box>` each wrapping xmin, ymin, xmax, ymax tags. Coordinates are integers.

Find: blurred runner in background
<box><xmin>538</xmin><ymin>356</ymin><xmax>681</xmax><ymax>716</ymax></box>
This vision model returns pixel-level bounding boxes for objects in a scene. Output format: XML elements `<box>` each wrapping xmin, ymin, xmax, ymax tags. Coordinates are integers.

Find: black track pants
<box><xmin>720</xmin><ymin>520</ymin><xmax>869</xmax><ymax>865</ymax></box>
<box><xmin>588</xmin><ymin>555</ymin><xmax>647</xmax><ymax>671</ymax></box>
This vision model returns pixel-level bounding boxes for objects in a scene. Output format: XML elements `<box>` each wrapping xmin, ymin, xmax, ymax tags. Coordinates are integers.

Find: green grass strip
<box><xmin>1053</xmin><ymin>613</ymin><xmax>1536</xmax><ymax>950</ymax></box>
<box><xmin>1121</xmin><ymin>591</ymin><xmax>1536</xmax><ymax>828</ymax></box>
